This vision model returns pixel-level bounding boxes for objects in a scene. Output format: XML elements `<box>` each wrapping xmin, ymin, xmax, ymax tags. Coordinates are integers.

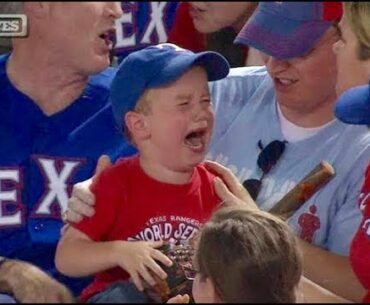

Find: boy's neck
<box><xmin>139</xmin><ymin>156</ymin><xmax>195</xmax><ymax>185</ymax></box>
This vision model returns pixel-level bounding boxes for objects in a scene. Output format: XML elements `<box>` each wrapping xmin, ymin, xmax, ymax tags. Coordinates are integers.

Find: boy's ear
<box><xmin>124</xmin><ymin>111</ymin><xmax>150</xmax><ymax>141</ymax></box>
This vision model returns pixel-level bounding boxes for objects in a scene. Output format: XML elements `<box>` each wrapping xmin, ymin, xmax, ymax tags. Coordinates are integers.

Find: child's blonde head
<box><xmin>124</xmin><ymin>89</ymin><xmax>153</xmax><ymax>143</ymax></box>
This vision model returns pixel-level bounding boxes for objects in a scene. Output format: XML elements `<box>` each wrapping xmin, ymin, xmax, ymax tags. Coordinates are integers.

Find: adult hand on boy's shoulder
<box><xmin>204</xmin><ymin>160</ymin><xmax>258</xmax><ymax>210</ymax></box>
<box><xmin>63</xmin><ymin>155</ymin><xmax>112</xmax><ymax>225</ymax></box>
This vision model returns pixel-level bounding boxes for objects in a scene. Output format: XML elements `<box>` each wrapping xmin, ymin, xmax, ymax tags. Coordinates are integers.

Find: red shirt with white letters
<box><xmin>73</xmin><ymin>154</ymin><xmax>221</xmax><ymax>302</ymax></box>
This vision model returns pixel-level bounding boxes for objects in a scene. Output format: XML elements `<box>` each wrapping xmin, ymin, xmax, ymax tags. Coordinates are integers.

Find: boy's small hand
<box><xmin>116</xmin><ymin>240</ymin><xmax>173</xmax><ymax>292</ymax></box>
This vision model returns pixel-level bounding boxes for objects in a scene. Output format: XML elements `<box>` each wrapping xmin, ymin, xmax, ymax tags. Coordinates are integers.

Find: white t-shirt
<box><xmin>277</xmin><ymin>102</ymin><xmax>335</xmax><ymax>143</ymax></box>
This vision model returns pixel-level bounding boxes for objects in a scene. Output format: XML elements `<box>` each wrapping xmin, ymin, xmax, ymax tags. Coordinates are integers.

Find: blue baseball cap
<box><xmin>234</xmin><ymin>2</ymin><xmax>342</xmax><ymax>59</ymax></box>
<box><xmin>335</xmin><ymin>83</ymin><xmax>370</xmax><ymax>125</ymax></box>
<box><xmin>110</xmin><ymin>43</ymin><xmax>230</xmax><ymax>133</ymax></box>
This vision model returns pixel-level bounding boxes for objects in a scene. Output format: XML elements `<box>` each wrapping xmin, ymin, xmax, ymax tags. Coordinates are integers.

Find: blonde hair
<box><xmin>344</xmin><ymin>2</ymin><xmax>370</xmax><ymax>60</ymax></box>
<box><xmin>124</xmin><ymin>89</ymin><xmax>153</xmax><ymax>143</ymax></box>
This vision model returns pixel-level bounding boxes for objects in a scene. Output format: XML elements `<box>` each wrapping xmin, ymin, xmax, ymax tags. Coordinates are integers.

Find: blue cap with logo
<box><xmin>110</xmin><ymin>43</ymin><xmax>230</xmax><ymax>132</ymax></box>
<box><xmin>335</xmin><ymin>83</ymin><xmax>370</xmax><ymax>125</ymax></box>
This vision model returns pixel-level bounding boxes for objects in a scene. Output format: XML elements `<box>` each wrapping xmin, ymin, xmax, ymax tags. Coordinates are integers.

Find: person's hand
<box><xmin>167</xmin><ymin>294</ymin><xmax>190</xmax><ymax>303</ymax></box>
<box><xmin>65</xmin><ymin>155</ymin><xmax>112</xmax><ymax>224</ymax></box>
<box><xmin>0</xmin><ymin>259</ymin><xmax>74</xmax><ymax>303</ymax></box>
<box><xmin>114</xmin><ymin>240</ymin><xmax>173</xmax><ymax>292</ymax></box>
<box><xmin>204</xmin><ymin>160</ymin><xmax>259</xmax><ymax>210</ymax></box>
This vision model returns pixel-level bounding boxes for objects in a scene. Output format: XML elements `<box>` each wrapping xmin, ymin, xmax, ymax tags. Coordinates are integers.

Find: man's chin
<box><xmin>85</xmin><ymin>58</ymin><xmax>111</xmax><ymax>74</ymax></box>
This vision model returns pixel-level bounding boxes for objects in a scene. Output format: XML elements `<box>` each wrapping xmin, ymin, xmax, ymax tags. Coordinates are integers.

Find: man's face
<box><xmin>262</xmin><ymin>27</ymin><xmax>339</xmax><ymax>119</ymax></box>
<box><xmin>40</xmin><ymin>2</ymin><xmax>122</xmax><ymax>75</ymax></box>
<box><xmin>333</xmin><ymin>15</ymin><xmax>370</xmax><ymax>96</ymax></box>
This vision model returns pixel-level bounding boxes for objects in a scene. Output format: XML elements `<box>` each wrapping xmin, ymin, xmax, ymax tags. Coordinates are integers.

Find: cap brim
<box><xmin>335</xmin><ymin>84</ymin><xmax>370</xmax><ymax>125</ymax></box>
<box><xmin>234</xmin><ymin>8</ymin><xmax>330</xmax><ymax>59</ymax></box>
<box><xmin>149</xmin><ymin>51</ymin><xmax>230</xmax><ymax>87</ymax></box>
<box><xmin>194</xmin><ymin>51</ymin><xmax>230</xmax><ymax>81</ymax></box>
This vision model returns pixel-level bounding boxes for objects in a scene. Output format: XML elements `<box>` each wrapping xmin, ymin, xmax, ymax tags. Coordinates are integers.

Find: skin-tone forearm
<box><xmin>66</xmin><ymin>159</ymin><xmax>367</xmax><ymax>302</ymax></box>
<box><xmin>56</xmin><ymin>226</ymin><xmax>172</xmax><ymax>291</ymax></box>
<box><xmin>55</xmin><ymin>227</ymin><xmax>124</xmax><ymax>277</ymax></box>
<box><xmin>0</xmin><ymin>257</ymin><xmax>73</xmax><ymax>302</ymax></box>
<box><xmin>205</xmin><ymin>160</ymin><xmax>366</xmax><ymax>303</ymax></box>
<box><xmin>0</xmin><ymin>258</ymin><xmax>15</xmax><ymax>293</ymax></box>
<box><xmin>299</xmin><ymin>276</ymin><xmax>351</xmax><ymax>303</ymax></box>
<box><xmin>299</xmin><ymin>239</ymin><xmax>366</xmax><ymax>302</ymax></box>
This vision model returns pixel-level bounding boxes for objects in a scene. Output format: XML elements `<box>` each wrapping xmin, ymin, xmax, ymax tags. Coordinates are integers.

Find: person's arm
<box><xmin>207</xmin><ymin>160</ymin><xmax>367</xmax><ymax>302</ymax></box>
<box><xmin>300</xmin><ymin>153</ymin><xmax>370</xmax><ymax>302</ymax></box>
<box><xmin>55</xmin><ymin>226</ymin><xmax>173</xmax><ymax>291</ymax></box>
<box><xmin>299</xmin><ymin>276</ymin><xmax>351</xmax><ymax>303</ymax></box>
<box><xmin>0</xmin><ymin>257</ymin><xmax>73</xmax><ymax>303</ymax></box>
<box><xmin>299</xmin><ymin>240</ymin><xmax>366</xmax><ymax>302</ymax></box>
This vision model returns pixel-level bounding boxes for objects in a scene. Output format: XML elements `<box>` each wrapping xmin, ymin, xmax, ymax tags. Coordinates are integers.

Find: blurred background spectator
<box><xmin>113</xmin><ymin>2</ymin><xmax>263</xmax><ymax>68</ymax></box>
<box><xmin>168</xmin><ymin>2</ymin><xmax>264</xmax><ymax>67</ymax></box>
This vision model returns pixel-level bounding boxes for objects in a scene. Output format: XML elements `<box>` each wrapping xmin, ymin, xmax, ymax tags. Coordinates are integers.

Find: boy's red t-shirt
<box><xmin>73</xmin><ymin>155</ymin><xmax>221</xmax><ymax>302</ymax></box>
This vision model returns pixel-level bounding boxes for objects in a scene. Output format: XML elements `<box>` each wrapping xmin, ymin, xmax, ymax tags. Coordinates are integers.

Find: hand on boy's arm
<box><xmin>64</xmin><ymin>155</ymin><xmax>112</xmax><ymax>225</ymax></box>
<box><xmin>115</xmin><ymin>240</ymin><xmax>173</xmax><ymax>292</ymax></box>
<box><xmin>205</xmin><ymin>160</ymin><xmax>258</xmax><ymax>209</ymax></box>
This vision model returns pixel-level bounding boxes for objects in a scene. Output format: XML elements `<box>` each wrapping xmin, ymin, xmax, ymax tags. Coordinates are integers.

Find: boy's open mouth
<box><xmin>184</xmin><ymin>128</ymin><xmax>207</xmax><ymax>150</ymax></box>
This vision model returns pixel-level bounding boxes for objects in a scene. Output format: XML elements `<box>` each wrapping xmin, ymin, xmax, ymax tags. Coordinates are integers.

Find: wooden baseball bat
<box><xmin>269</xmin><ymin>161</ymin><xmax>335</xmax><ymax>218</ymax></box>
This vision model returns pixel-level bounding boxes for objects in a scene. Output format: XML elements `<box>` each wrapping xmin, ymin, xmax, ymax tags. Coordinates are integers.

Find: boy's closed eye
<box><xmin>178</xmin><ymin>101</ymin><xmax>191</xmax><ymax>107</ymax></box>
<box><xmin>201</xmin><ymin>98</ymin><xmax>212</xmax><ymax>105</ymax></box>
<box><xmin>176</xmin><ymin>94</ymin><xmax>192</xmax><ymax>107</ymax></box>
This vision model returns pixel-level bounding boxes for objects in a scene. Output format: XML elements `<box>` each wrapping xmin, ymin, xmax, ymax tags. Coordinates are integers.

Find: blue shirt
<box><xmin>114</xmin><ymin>1</ymin><xmax>179</xmax><ymax>62</ymax></box>
<box><xmin>208</xmin><ymin>66</ymin><xmax>370</xmax><ymax>255</ymax></box>
<box><xmin>0</xmin><ymin>54</ymin><xmax>137</xmax><ymax>294</ymax></box>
